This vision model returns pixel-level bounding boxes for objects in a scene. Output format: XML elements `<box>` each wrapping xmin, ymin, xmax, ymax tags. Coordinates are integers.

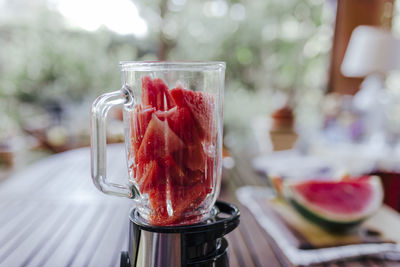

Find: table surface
<box><xmin>0</xmin><ymin>145</ymin><xmax>398</xmax><ymax>267</ymax></box>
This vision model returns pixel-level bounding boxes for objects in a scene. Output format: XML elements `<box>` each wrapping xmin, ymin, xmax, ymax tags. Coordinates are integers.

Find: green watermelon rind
<box><xmin>284</xmin><ymin>176</ymin><xmax>383</xmax><ymax>231</ymax></box>
<box><xmin>288</xmin><ymin>198</ymin><xmax>365</xmax><ymax>231</ymax></box>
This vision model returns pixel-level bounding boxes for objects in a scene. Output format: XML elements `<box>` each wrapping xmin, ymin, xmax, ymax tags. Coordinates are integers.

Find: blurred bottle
<box><xmin>269</xmin><ymin>105</ymin><xmax>298</xmax><ymax>151</ymax></box>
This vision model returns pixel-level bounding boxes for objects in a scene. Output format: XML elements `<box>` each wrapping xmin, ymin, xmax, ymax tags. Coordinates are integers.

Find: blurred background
<box><xmin>2</xmin><ymin>0</ymin><xmax>400</xmax><ymax>202</ymax></box>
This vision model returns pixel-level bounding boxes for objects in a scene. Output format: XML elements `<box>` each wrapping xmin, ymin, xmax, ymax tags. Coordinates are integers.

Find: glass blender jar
<box><xmin>91</xmin><ymin>62</ymin><xmax>239</xmax><ymax>267</ymax></box>
<box><xmin>91</xmin><ymin>61</ymin><xmax>225</xmax><ymax>226</ymax></box>
<box><xmin>91</xmin><ymin>62</ymin><xmax>240</xmax><ymax>267</ymax></box>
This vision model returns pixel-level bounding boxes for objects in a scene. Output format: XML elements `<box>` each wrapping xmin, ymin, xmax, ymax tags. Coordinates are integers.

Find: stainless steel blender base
<box><xmin>120</xmin><ymin>237</ymin><xmax>229</xmax><ymax>267</ymax></box>
<box><xmin>120</xmin><ymin>201</ymin><xmax>240</xmax><ymax>267</ymax></box>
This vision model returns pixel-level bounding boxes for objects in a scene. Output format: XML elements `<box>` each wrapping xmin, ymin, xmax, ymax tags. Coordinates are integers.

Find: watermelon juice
<box><xmin>128</xmin><ymin>76</ymin><xmax>218</xmax><ymax>226</ymax></box>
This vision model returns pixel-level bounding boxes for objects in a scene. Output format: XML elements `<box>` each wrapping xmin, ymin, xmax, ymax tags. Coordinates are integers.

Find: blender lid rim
<box><xmin>119</xmin><ymin>61</ymin><xmax>226</xmax><ymax>71</ymax></box>
<box><xmin>129</xmin><ymin>200</ymin><xmax>240</xmax><ymax>234</ymax></box>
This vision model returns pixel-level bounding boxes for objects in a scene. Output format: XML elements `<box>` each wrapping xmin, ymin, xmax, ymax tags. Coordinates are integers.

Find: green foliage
<box><xmin>156</xmin><ymin>0</ymin><xmax>332</xmax><ymax>93</ymax></box>
<box><xmin>0</xmin><ymin>6</ymin><xmax>140</xmax><ymax>127</ymax></box>
<box><xmin>0</xmin><ymin>0</ymin><xmax>333</xmax><ymax>146</ymax></box>
<box><xmin>1</xmin><ymin>26</ymin><xmax>136</xmax><ymax>104</ymax></box>
<box><xmin>148</xmin><ymin>0</ymin><xmax>333</xmax><ymax>140</ymax></box>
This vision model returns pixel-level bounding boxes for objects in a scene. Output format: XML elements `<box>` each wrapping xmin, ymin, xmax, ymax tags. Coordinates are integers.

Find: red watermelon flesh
<box><xmin>142</xmin><ymin>76</ymin><xmax>161</xmax><ymax>109</ymax></box>
<box><xmin>182</xmin><ymin>142</ymin><xmax>205</xmax><ymax>171</ymax></box>
<box><xmin>155</xmin><ymin>106</ymin><xmax>201</xmax><ymax>145</ymax></box>
<box><xmin>129</xmin><ymin>77</ymin><xmax>217</xmax><ymax>226</ymax></box>
<box><xmin>135</xmin><ymin>160</ymin><xmax>164</xmax><ymax>193</ymax></box>
<box><xmin>148</xmin><ymin>183</ymin><xmax>168</xmax><ymax>222</ymax></box>
<box><xmin>161</xmin><ymin>155</ymin><xmax>186</xmax><ymax>185</ymax></box>
<box><xmin>170</xmin><ymin>87</ymin><xmax>216</xmax><ymax>142</ymax></box>
<box><xmin>293</xmin><ymin>180</ymin><xmax>373</xmax><ymax>215</ymax></box>
<box><xmin>130</xmin><ymin>106</ymin><xmax>156</xmax><ymax>158</ymax></box>
<box><xmin>136</xmin><ymin>114</ymin><xmax>185</xmax><ymax>162</ymax></box>
<box><xmin>287</xmin><ymin>175</ymin><xmax>383</xmax><ymax>227</ymax></box>
<box><xmin>161</xmin><ymin>155</ymin><xmax>205</xmax><ymax>186</ymax></box>
<box><xmin>142</xmin><ymin>76</ymin><xmax>176</xmax><ymax>110</ymax></box>
<box><xmin>170</xmin><ymin>180</ymin><xmax>211</xmax><ymax>218</ymax></box>
<box><xmin>153</xmin><ymin>78</ymin><xmax>176</xmax><ymax>109</ymax></box>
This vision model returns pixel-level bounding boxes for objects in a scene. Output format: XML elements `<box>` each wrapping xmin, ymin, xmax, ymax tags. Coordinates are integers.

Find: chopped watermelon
<box><xmin>182</xmin><ymin>142</ymin><xmax>205</xmax><ymax>171</ymax></box>
<box><xmin>170</xmin><ymin>87</ymin><xmax>216</xmax><ymax>142</ymax></box>
<box><xmin>137</xmin><ymin>114</ymin><xmax>185</xmax><ymax>162</ymax></box>
<box><xmin>153</xmin><ymin>78</ymin><xmax>176</xmax><ymax>109</ymax></box>
<box><xmin>142</xmin><ymin>76</ymin><xmax>160</xmax><ymax>109</ymax></box>
<box><xmin>155</xmin><ymin>106</ymin><xmax>201</xmax><ymax>145</ymax></box>
<box><xmin>170</xmin><ymin>181</ymin><xmax>210</xmax><ymax>218</ymax></box>
<box><xmin>161</xmin><ymin>155</ymin><xmax>186</xmax><ymax>185</ymax></box>
<box><xmin>130</xmin><ymin>77</ymin><xmax>218</xmax><ymax>226</ymax></box>
<box><xmin>142</xmin><ymin>76</ymin><xmax>175</xmax><ymax>110</ymax></box>
<box><xmin>147</xmin><ymin>183</ymin><xmax>168</xmax><ymax>222</ymax></box>
<box><xmin>130</xmin><ymin>106</ymin><xmax>156</xmax><ymax>157</ymax></box>
<box><xmin>135</xmin><ymin>160</ymin><xmax>164</xmax><ymax>193</ymax></box>
<box><xmin>160</xmin><ymin>155</ymin><xmax>204</xmax><ymax>186</ymax></box>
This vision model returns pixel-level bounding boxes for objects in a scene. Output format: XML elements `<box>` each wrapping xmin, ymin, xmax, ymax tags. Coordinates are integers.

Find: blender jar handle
<box><xmin>90</xmin><ymin>90</ymin><xmax>134</xmax><ymax>198</ymax></box>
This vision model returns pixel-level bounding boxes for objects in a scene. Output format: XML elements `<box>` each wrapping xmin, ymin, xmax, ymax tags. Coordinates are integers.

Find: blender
<box><xmin>90</xmin><ymin>62</ymin><xmax>239</xmax><ymax>267</ymax></box>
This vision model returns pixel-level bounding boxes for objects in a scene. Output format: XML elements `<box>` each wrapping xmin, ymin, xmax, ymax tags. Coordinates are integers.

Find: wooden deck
<box><xmin>0</xmin><ymin>144</ymin><xmax>398</xmax><ymax>266</ymax></box>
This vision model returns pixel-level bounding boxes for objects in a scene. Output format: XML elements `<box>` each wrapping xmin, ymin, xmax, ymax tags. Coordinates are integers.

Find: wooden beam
<box><xmin>327</xmin><ymin>0</ymin><xmax>394</xmax><ymax>95</ymax></box>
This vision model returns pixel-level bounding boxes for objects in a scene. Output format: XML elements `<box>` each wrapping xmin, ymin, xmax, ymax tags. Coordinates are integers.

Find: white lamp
<box><xmin>341</xmin><ymin>25</ymin><xmax>400</xmax><ymax>77</ymax></box>
<box><xmin>340</xmin><ymin>25</ymin><xmax>400</xmax><ymax>155</ymax></box>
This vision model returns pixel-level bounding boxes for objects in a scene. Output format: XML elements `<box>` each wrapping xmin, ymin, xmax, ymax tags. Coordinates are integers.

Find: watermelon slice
<box><xmin>135</xmin><ymin>160</ymin><xmax>164</xmax><ymax>193</ymax></box>
<box><xmin>147</xmin><ymin>183</ymin><xmax>168</xmax><ymax>223</ymax></box>
<box><xmin>155</xmin><ymin>106</ymin><xmax>205</xmax><ymax>171</ymax></box>
<box><xmin>137</xmin><ymin>114</ymin><xmax>185</xmax><ymax>161</ymax></box>
<box><xmin>155</xmin><ymin>106</ymin><xmax>201</xmax><ymax>145</ymax></box>
<box><xmin>161</xmin><ymin>155</ymin><xmax>205</xmax><ymax>186</ymax></box>
<box><xmin>142</xmin><ymin>76</ymin><xmax>175</xmax><ymax>110</ymax></box>
<box><xmin>161</xmin><ymin>155</ymin><xmax>186</xmax><ymax>185</ymax></box>
<box><xmin>142</xmin><ymin>76</ymin><xmax>161</xmax><ymax>110</ymax></box>
<box><xmin>147</xmin><ymin>176</ymin><xmax>210</xmax><ymax>226</ymax></box>
<box><xmin>153</xmin><ymin>78</ymin><xmax>176</xmax><ymax>109</ymax></box>
<box><xmin>170</xmin><ymin>180</ymin><xmax>211</xmax><ymax>218</ymax></box>
<box><xmin>130</xmin><ymin>106</ymin><xmax>156</xmax><ymax>158</ymax></box>
<box><xmin>182</xmin><ymin>142</ymin><xmax>205</xmax><ymax>171</ymax></box>
<box><xmin>170</xmin><ymin>87</ymin><xmax>216</xmax><ymax>142</ymax></box>
<box><xmin>284</xmin><ymin>175</ymin><xmax>383</xmax><ymax>230</ymax></box>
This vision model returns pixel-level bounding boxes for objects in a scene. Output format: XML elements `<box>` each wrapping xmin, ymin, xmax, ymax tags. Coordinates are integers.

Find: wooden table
<box><xmin>0</xmin><ymin>145</ymin><xmax>398</xmax><ymax>267</ymax></box>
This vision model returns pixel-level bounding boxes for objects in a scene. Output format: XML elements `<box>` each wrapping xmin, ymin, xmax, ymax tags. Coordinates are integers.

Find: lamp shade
<box><xmin>341</xmin><ymin>25</ymin><xmax>400</xmax><ymax>77</ymax></box>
